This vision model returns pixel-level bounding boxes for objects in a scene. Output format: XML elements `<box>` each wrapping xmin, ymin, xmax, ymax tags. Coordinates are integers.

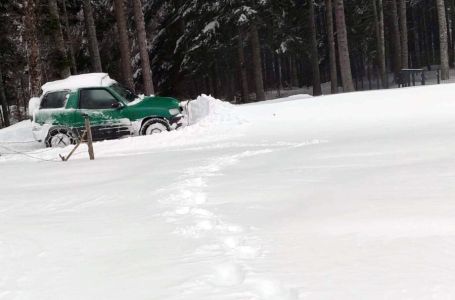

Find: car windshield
<box><xmin>110</xmin><ymin>84</ymin><xmax>138</xmax><ymax>102</ymax></box>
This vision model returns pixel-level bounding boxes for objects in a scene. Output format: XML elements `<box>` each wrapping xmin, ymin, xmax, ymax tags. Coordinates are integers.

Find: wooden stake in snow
<box><xmin>60</xmin><ymin>131</ymin><xmax>86</xmax><ymax>161</ymax></box>
<box><xmin>84</xmin><ymin>114</ymin><xmax>95</xmax><ymax>160</ymax></box>
<box><xmin>60</xmin><ymin>115</ymin><xmax>94</xmax><ymax>162</ymax></box>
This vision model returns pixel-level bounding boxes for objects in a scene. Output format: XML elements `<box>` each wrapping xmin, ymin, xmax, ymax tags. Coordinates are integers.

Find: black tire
<box><xmin>45</xmin><ymin>127</ymin><xmax>78</xmax><ymax>148</ymax></box>
<box><xmin>140</xmin><ymin>118</ymin><xmax>170</xmax><ymax>136</ymax></box>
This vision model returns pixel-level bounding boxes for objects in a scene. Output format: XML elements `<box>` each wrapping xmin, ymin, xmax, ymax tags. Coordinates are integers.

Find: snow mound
<box><xmin>0</xmin><ymin>121</ymin><xmax>43</xmax><ymax>156</ymax></box>
<box><xmin>41</xmin><ymin>73</ymin><xmax>117</xmax><ymax>94</ymax></box>
<box><xmin>0</xmin><ymin>120</ymin><xmax>34</xmax><ymax>142</ymax></box>
<box><xmin>187</xmin><ymin>94</ymin><xmax>244</xmax><ymax>126</ymax></box>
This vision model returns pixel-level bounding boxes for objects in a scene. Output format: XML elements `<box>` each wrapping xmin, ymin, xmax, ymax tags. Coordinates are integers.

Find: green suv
<box><xmin>30</xmin><ymin>73</ymin><xmax>184</xmax><ymax>147</ymax></box>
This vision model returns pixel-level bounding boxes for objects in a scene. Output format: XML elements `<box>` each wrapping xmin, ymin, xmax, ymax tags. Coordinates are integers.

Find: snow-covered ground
<box><xmin>1</xmin><ymin>85</ymin><xmax>455</xmax><ymax>299</ymax></box>
<box><xmin>264</xmin><ymin>68</ymin><xmax>455</xmax><ymax>100</ymax></box>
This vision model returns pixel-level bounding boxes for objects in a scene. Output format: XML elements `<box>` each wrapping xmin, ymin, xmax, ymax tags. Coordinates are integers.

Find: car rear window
<box><xmin>40</xmin><ymin>91</ymin><xmax>69</xmax><ymax>109</ymax></box>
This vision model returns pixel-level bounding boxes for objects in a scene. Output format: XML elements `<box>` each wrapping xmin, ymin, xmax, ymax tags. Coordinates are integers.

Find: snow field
<box><xmin>2</xmin><ymin>85</ymin><xmax>455</xmax><ymax>299</ymax></box>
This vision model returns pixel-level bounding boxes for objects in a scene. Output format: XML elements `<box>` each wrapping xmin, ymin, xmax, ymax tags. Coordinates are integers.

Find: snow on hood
<box><xmin>41</xmin><ymin>73</ymin><xmax>118</xmax><ymax>94</ymax></box>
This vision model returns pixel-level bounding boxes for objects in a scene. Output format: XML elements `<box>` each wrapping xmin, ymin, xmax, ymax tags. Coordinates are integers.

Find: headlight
<box><xmin>169</xmin><ymin>108</ymin><xmax>180</xmax><ymax>115</ymax></box>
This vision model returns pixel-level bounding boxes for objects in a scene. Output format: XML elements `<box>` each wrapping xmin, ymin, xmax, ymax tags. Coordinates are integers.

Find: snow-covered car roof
<box><xmin>41</xmin><ymin>73</ymin><xmax>118</xmax><ymax>94</ymax></box>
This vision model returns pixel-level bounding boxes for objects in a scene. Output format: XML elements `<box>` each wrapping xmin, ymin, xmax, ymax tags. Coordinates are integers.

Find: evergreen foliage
<box><xmin>0</xmin><ymin>0</ymin><xmax>453</xmax><ymax>127</ymax></box>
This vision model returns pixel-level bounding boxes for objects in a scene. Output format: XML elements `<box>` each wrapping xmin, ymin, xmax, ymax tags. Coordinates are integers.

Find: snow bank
<box><xmin>0</xmin><ymin>121</ymin><xmax>42</xmax><ymax>156</ymax></box>
<box><xmin>3</xmin><ymin>84</ymin><xmax>455</xmax><ymax>299</ymax></box>
<box><xmin>0</xmin><ymin>120</ymin><xmax>36</xmax><ymax>145</ymax></box>
<box><xmin>0</xmin><ymin>94</ymin><xmax>247</xmax><ymax>161</ymax></box>
<box><xmin>187</xmin><ymin>94</ymin><xmax>244</xmax><ymax>126</ymax></box>
<box><xmin>250</xmin><ymin>93</ymin><xmax>313</xmax><ymax>105</ymax></box>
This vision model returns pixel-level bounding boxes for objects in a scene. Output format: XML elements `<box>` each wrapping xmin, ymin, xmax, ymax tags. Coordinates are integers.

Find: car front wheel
<box><xmin>140</xmin><ymin>118</ymin><xmax>170</xmax><ymax>136</ymax></box>
<box><xmin>45</xmin><ymin>127</ymin><xmax>77</xmax><ymax>148</ymax></box>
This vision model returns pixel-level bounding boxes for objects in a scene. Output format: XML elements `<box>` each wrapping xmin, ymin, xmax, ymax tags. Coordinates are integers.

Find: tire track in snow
<box><xmin>157</xmin><ymin>141</ymin><xmax>322</xmax><ymax>299</ymax></box>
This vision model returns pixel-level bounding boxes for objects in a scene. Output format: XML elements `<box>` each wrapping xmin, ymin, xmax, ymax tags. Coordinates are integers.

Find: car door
<box><xmin>34</xmin><ymin>90</ymin><xmax>74</xmax><ymax>126</ymax></box>
<box><xmin>74</xmin><ymin>88</ymin><xmax>133</xmax><ymax>141</ymax></box>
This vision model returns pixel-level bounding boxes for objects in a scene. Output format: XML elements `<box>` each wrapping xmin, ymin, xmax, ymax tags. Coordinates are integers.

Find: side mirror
<box><xmin>112</xmin><ymin>102</ymin><xmax>123</xmax><ymax>109</ymax></box>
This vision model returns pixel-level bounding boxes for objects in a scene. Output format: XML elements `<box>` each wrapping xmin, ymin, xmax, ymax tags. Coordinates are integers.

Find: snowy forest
<box><xmin>0</xmin><ymin>0</ymin><xmax>453</xmax><ymax>127</ymax></box>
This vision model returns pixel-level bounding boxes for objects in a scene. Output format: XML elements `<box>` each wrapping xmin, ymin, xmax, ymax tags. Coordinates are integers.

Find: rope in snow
<box><xmin>0</xmin><ymin>144</ymin><xmax>60</xmax><ymax>162</ymax></box>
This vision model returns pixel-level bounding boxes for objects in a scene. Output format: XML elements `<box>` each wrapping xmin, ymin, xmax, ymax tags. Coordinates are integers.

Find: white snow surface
<box><xmin>1</xmin><ymin>86</ymin><xmax>455</xmax><ymax>299</ymax></box>
<box><xmin>41</xmin><ymin>73</ymin><xmax>117</xmax><ymax>94</ymax></box>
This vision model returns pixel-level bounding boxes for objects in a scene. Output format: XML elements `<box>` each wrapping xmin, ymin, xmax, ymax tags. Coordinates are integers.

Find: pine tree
<box><xmin>325</xmin><ymin>0</ymin><xmax>338</xmax><ymax>93</ymax></box>
<box><xmin>238</xmin><ymin>28</ymin><xmax>250</xmax><ymax>103</ymax></box>
<box><xmin>82</xmin><ymin>0</ymin><xmax>102</xmax><ymax>72</ymax></box>
<box><xmin>132</xmin><ymin>0</ymin><xmax>154</xmax><ymax>95</ymax></box>
<box><xmin>388</xmin><ymin>0</ymin><xmax>402</xmax><ymax>74</ymax></box>
<box><xmin>113</xmin><ymin>0</ymin><xmax>135</xmax><ymax>91</ymax></box>
<box><xmin>0</xmin><ymin>65</ymin><xmax>9</xmax><ymax>127</ymax></box>
<box><xmin>436</xmin><ymin>0</ymin><xmax>449</xmax><ymax>79</ymax></box>
<box><xmin>309</xmin><ymin>0</ymin><xmax>322</xmax><ymax>96</ymax></box>
<box><xmin>398</xmin><ymin>0</ymin><xmax>409</xmax><ymax>68</ymax></box>
<box><xmin>335</xmin><ymin>0</ymin><xmax>354</xmax><ymax>92</ymax></box>
<box><xmin>411</xmin><ymin>4</ymin><xmax>422</xmax><ymax>67</ymax></box>
<box><xmin>61</xmin><ymin>0</ymin><xmax>77</xmax><ymax>74</ymax></box>
<box><xmin>24</xmin><ymin>0</ymin><xmax>42</xmax><ymax>97</ymax></box>
<box><xmin>250</xmin><ymin>23</ymin><xmax>265</xmax><ymax>101</ymax></box>
<box><xmin>48</xmin><ymin>0</ymin><xmax>71</xmax><ymax>78</ymax></box>
<box><xmin>373</xmin><ymin>0</ymin><xmax>387</xmax><ymax>87</ymax></box>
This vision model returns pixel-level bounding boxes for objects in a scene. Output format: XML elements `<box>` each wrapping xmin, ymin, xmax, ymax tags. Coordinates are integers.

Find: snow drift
<box><xmin>2</xmin><ymin>85</ymin><xmax>455</xmax><ymax>299</ymax></box>
<box><xmin>187</xmin><ymin>94</ymin><xmax>244</xmax><ymax>126</ymax></box>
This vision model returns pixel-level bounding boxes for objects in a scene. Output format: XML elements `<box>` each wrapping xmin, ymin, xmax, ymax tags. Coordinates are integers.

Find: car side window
<box><xmin>40</xmin><ymin>91</ymin><xmax>69</xmax><ymax>109</ymax></box>
<box><xmin>79</xmin><ymin>89</ymin><xmax>119</xmax><ymax>109</ymax></box>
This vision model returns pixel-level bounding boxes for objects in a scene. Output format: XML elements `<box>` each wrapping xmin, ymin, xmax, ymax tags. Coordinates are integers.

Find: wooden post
<box><xmin>83</xmin><ymin>114</ymin><xmax>95</xmax><ymax>160</ymax></box>
<box><xmin>59</xmin><ymin>131</ymin><xmax>86</xmax><ymax>161</ymax></box>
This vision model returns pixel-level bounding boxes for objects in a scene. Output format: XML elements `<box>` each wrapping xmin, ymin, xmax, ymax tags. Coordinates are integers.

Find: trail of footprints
<box><xmin>158</xmin><ymin>147</ymin><xmax>300</xmax><ymax>299</ymax></box>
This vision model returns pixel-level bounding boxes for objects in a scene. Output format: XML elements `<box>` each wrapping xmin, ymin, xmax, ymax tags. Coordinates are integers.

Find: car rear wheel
<box><xmin>140</xmin><ymin>118</ymin><xmax>170</xmax><ymax>136</ymax></box>
<box><xmin>45</xmin><ymin>127</ymin><xmax>77</xmax><ymax>148</ymax></box>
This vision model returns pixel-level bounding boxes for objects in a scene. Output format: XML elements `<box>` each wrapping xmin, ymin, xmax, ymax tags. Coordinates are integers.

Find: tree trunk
<box><xmin>422</xmin><ymin>5</ymin><xmax>431</xmax><ymax>67</ymax></box>
<box><xmin>132</xmin><ymin>0</ymin><xmax>154</xmax><ymax>95</ymax></box>
<box><xmin>238</xmin><ymin>29</ymin><xmax>249</xmax><ymax>103</ymax></box>
<box><xmin>309</xmin><ymin>0</ymin><xmax>322</xmax><ymax>96</ymax></box>
<box><xmin>373</xmin><ymin>0</ymin><xmax>387</xmax><ymax>87</ymax></box>
<box><xmin>61</xmin><ymin>0</ymin><xmax>77</xmax><ymax>74</ymax></box>
<box><xmin>334</xmin><ymin>0</ymin><xmax>354</xmax><ymax>92</ymax></box>
<box><xmin>450</xmin><ymin>0</ymin><xmax>455</xmax><ymax>67</ymax></box>
<box><xmin>436</xmin><ymin>0</ymin><xmax>450</xmax><ymax>79</ymax></box>
<box><xmin>446</xmin><ymin>4</ymin><xmax>454</xmax><ymax>68</ymax></box>
<box><xmin>290</xmin><ymin>55</ymin><xmax>299</xmax><ymax>87</ymax></box>
<box><xmin>249</xmin><ymin>23</ymin><xmax>265</xmax><ymax>101</ymax></box>
<box><xmin>388</xmin><ymin>0</ymin><xmax>402</xmax><ymax>74</ymax></box>
<box><xmin>19</xmin><ymin>74</ymin><xmax>29</xmax><ymax>115</ymax></box>
<box><xmin>25</xmin><ymin>0</ymin><xmax>42</xmax><ymax>97</ymax></box>
<box><xmin>48</xmin><ymin>0</ymin><xmax>71</xmax><ymax>78</ymax></box>
<box><xmin>325</xmin><ymin>0</ymin><xmax>338</xmax><ymax>93</ymax></box>
<box><xmin>277</xmin><ymin>54</ymin><xmax>283</xmax><ymax>97</ymax></box>
<box><xmin>225</xmin><ymin>65</ymin><xmax>236</xmax><ymax>102</ymax></box>
<box><xmin>412</xmin><ymin>5</ymin><xmax>422</xmax><ymax>68</ymax></box>
<box><xmin>398</xmin><ymin>0</ymin><xmax>408</xmax><ymax>68</ymax></box>
<box><xmin>446</xmin><ymin>4</ymin><xmax>453</xmax><ymax>67</ymax></box>
<box><xmin>0</xmin><ymin>66</ymin><xmax>10</xmax><ymax>127</ymax></box>
<box><xmin>113</xmin><ymin>0</ymin><xmax>135</xmax><ymax>92</ymax></box>
<box><xmin>82</xmin><ymin>0</ymin><xmax>102</xmax><ymax>72</ymax></box>
<box><xmin>430</xmin><ymin>6</ymin><xmax>437</xmax><ymax>64</ymax></box>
